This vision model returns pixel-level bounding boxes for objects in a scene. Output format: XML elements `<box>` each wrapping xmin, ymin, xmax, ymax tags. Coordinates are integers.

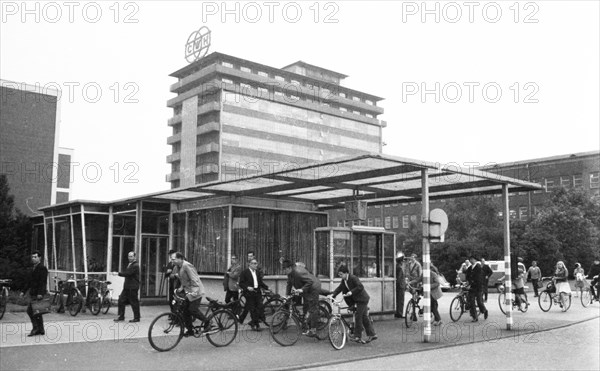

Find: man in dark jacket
<box><xmin>588</xmin><ymin>259</ymin><xmax>600</xmax><ymax>299</ymax></box>
<box><xmin>481</xmin><ymin>258</ymin><xmax>493</xmax><ymax>302</ymax></box>
<box><xmin>24</xmin><ymin>251</ymin><xmax>48</xmax><ymax>336</ymax></box>
<box><xmin>330</xmin><ymin>265</ymin><xmax>377</xmax><ymax>343</ymax></box>
<box><xmin>113</xmin><ymin>251</ymin><xmax>141</xmax><ymax>322</ymax></box>
<box><xmin>238</xmin><ymin>258</ymin><xmax>269</xmax><ymax>330</ymax></box>
<box><xmin>283</xmin><ymin>259</ymin><xmax>321</xmax><ymax>337</ymax></box>
<box><xmin>467</xmin><ymin>255</ymin><xmax>488</xmax><ymax>322</ymax></box>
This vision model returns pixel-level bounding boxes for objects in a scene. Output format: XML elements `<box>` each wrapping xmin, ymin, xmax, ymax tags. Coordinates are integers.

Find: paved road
<box><xmin>1</xmin><ymin>291</ymin><xmax>598</xmax><ymax>370</ymax></box>
<box><xmin>311</xmin><ymin>317</ymin><xmax>600</xmax><ymax>371</ymax></box>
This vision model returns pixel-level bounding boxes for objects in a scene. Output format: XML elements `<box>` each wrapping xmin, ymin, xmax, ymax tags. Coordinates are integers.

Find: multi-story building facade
<box><xmin>329</xmin><ymin>150</ymin><xmax>600</xmax><ymax>237</ymax></box>
<box><xmin>166</xmin><ymin>52</ymin><xmax>386</xmax><ymax>188</ymax></box>
<box><xmin>0</xmin><ymin>80</ymin><xmax>72</xmax><ymax>216</ymax></box>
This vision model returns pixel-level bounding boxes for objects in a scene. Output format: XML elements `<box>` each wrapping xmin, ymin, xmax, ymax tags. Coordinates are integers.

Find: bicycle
<box><xmin>96</xmin><ymin>280</ymin><xmax>113</xmax><ymax>314</ymax></box>
<box><xmin>497</xmin><ymin>283</ymin><xmax>529</xmax><ymax>314</ymax></box>
<box><xmin>449</xmin><ymin>283</ymin><xmax>479</xmax><ymax>322</ymax></box>
<box><xmin>55</xmin><ymin>277</ymin><xmax>84</xmax><ymax>316</ymax></box>
<box><xmin>325</xmin><ymin>296</ymin><xmax>374</xmax><ymax>349</ymax></box>
<box><xmin>148</xmin><ymin>290</ymin><xmax>239</xmax><ymax>352</ymax></box>
<box><xmin>49</xmin><ymin>276</ymin><xmax>66</xmax><ymax>313</ymax></box>
<box><xmin>0</xmin><ymin>279</ymin><xmax>12</xmax><ymax>320</ymax></box>
<box><xmin>269</xmin><ymin>291</ymin><xmax>329</xmax><ymax>346</ymax></box>
<box><xmin>580</xmin><ymin>275</ymin><xmax>599</xmax><ymax>308</ymax></box>
<box><xmin>538</xmin><ymin>277</ymin><xmax>572</xmax><ymax>312</ymax></box>
<box><xmin>405</xmin><ymin>283</ymin><xmax>433</xmax><ymax>327</ymax></box>
<box><xmin>78</xmin><ymin>279</ymin><xmax>102</xmax><ymax>315</ymax></box>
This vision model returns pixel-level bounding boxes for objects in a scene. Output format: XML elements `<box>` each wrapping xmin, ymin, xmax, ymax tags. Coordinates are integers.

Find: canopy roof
<box><xmin>42</xmin><ymin>153</ymin><xmax>543</xmax><ymax>211</ymax></box>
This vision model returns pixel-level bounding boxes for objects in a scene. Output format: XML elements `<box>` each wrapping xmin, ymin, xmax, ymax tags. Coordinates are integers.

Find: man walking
<box><xmin>24</xmin><ymin>251</ymin><xmax>48</xmax><ymax>336</ymax></box>
<box><xmin>239</xmin><ymin>258</ymin><xmax>269</xmax><ymax>330</ymax></box>
<box><xmin>394</xmin><ymin>252</ymin><xmax>406</xmax><ymax>318</ymax></box>
<box><xmin>113</xmin><ymin>251</ymin><xmax>141</xmax><ymax>323</ymax></box>
<box><xmin>527</xmin><ymin>261</ymin><xmax>542</xmax><ymax>297</ymax></box>
<box><xmin>467</xmin><ymin>255</ymin><xmax>488</xmax><ymax>322</ymax></box>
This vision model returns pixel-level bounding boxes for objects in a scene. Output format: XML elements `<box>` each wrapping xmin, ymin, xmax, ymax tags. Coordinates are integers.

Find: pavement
<box><xmin>1</xmin><ymin>291</ymin><xmax>599</xmax><ymax>370</ymax></box>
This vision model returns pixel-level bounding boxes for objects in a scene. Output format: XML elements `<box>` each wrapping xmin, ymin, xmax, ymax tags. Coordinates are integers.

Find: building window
<box><xmin>274</xmin><ymin>91</ymin><xmax>284</xmax><ymax>97</ymax></box>
<box><xmin>573</xmin><ymin>174</ymin><xmax>583</xmax><ymax>188</ymax></box>
<box><xmin>240</xmin><ymin>66</ymin><xmax>252</xmax><ymax>73</ymax></box>
<box><xmin>402</xmin><ymin>216</ymin><xmax>409</xmax><ymax>228</ymax></box>
<box><xmin>545</xmin><ymin>179</ymin><xmax>556</xmax><ymax>192</ymax></box>
<box><xmin>560</xmin><ymin>176</ymin><xmax>572</xmax><ymax>189</ymax></box>
<box><xmin>374</xmin><ymin>218</ymin><xmax>381</xmax><ymax>227</ymax></box>
<box><xmin>365</xmin><ymin>113</ymin><xmax>374</xmax><ymax>118</ymax></box>
<box><xmin>519</xmin><ymin>206</ymin><xmax>529</xmax><ymax>220</ymax></box>
<box><xmin>532</xmin><ymin>206</ymin><xmax>539</xmax><ymax>216</ymax></box>
<box><xmin>590</xmin><ymin>172</ymin><xmax>600</xmax><ymax>189</ymax></box>
<box><xmin>392</xmin><ymin>216</ymin><xmax>399</xmax><ymax>229</ymax></box>
<box><xmin>367</xmin><ymin>218</ymin><xmax>373</xmax><ymax>227</ymax></box>
<box><xmin>410</xmin><ymin>215</ymin><xmax>417</xmax><ymax>225</ymax></box>
<box><xmin>340</xmin><ymin>107</ymin><xmax>348</xmax><ymax>112</ymax></box>
<box><xmin>258</xmin><ymin>71</ymin><xmax>269</xmax><ymax>77</ymax></box>
<box><xmin>374</xmin><ymin>204</ymin><xmax>380</xmax><ymax>208</ymax></box>
<box><xmin>221</xmin><ymin>61</ymin><xmax>234</xmax><ymax>68</ymax></box>
<box><xmin>384</xmin><ymin>204</ymin><xmax>390</xmax><ymax>208</ymax></box>
<box><xmin>510</xmin><ymin>209</ymin><xmax>517</xmax><ymax>220</ymax></box>
<box><xmin>339</xmin><ymin>92</ymin><xmax>346</xmax><ymax>98</ymax></box>
<box><xmin>274</xmin><ymin>75</ymin><xmax>285</xmax><ymax>82</ymax></box>
<box><xmin>365</xmin><ymin>99</ymin><xmax>373</xmax><ymax>105</ymax></box>
<box><xmin>384</xmin><ymin>217</ymin><xmax>391</xmax><ymax>229</ymax></box>
<box><xmin>222</xmin><ymin>78</ymin><xmax>233</xmax><ymax>85</ymax></box>
<box><xmin>344</xmin><ymin>220</ymin><xmax>350</xmax><ymax>227</ymax></box>
<box><xmin>240</xmin><ymin>83</ymin><xmax>253</xmax><ymax>91</ymax></box>
<box><xmin>258</xmin><ymin>87</ymin><xmax>269</xmax><ymax>96</ymax></box>
<box><xmin>352</xmin><ymin>96</ymin><xmax>361</xmax><ymax>102</ymax></box>
<box><xmin>336</xmin><ymin>220</ymin><xmax>343</xmax><ymax>227</ymax></box>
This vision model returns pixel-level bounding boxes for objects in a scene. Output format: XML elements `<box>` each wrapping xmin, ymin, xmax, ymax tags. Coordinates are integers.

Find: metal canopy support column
<box><xmin>421</xmin><ymin>169</ymin><xmax>431</xmax><ymax>342</ymax></box>
<box><xmin>107</xmin><ymin>206</ymin><xmax>114</xmax><ymax>273</ymax></box>
<box><xmin>80</xmin><ymin>205</ymin><xmax>89</xmax><ymax>281</ymax></box>
<box><xmin>502</xmin><ymin>184</ymin><xmax>513</xmax><ymax>330</ymax></box>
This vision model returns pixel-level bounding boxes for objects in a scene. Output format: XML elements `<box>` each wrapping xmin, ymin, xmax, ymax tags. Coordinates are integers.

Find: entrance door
<box><xmin>140</xmin><ymin>236</ymin><xmax>168</xmax><ymax>297</ymax></box>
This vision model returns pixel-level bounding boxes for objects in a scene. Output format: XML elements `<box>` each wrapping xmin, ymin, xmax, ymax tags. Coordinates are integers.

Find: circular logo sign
<box><xmin>185</xmin><ymin>26</ymin><xmax>211</xmax><ymax>63</ymax></box>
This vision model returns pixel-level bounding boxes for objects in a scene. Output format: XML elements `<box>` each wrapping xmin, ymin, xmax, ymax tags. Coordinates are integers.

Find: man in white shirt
<box><xmin>238</xmin><ymin>258</ymin><xmax>269</xmax><ymax>330</ymax></box>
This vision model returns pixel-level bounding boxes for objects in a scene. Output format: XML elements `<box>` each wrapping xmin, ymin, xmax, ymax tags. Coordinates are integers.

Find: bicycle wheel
<box><xmin>0</xmin><ymin>289</ymin><xmax>7</xmax><ymax>320</ymax></box>
<box><xmin>498</xmin><ymin>292</ymin><xmax>507</xmax><ymax>315</ymax></box>
<box><xmin>148</xmin><ymin>313</ymin><xmax>183</xmax><ymax>352</ymax></box>
<box><xmin>449</xmin><ymin>296</ymin><xmax>464</xmax><ymax>322</ymax></box>
<box><xmin>581</xmin><ymin>288</ymin><xmax>592</xmax><ymax>308</ymax></box>
<box><xmin>315</xmin><ymin>305</ymin><xmax>330</xmax><ymax>340</ymax></box>
<box><xmin>328</xmin><ymin>316</ymin><xmax>346</xmax><ymax>350</ymax></box>
<box><xmin>101</xmin><ymin>292</ymin><xmax>111</xmax><ymax>314</ymax></box>
<box><xmin>88</xmin><ymin>288</ymin><xmax>101</xmax><ymax>315</ymax></box>
<box><xmin>319</xmin><ymin>298</ymin><xmax>332</xmax><ymax>316</ymax></box>
<box><xmin>206</xmin><ymin>309</ymin><xmax>238</xmax><ymax>347</ymax></box>
<box><xmin>68</xmin><ymin>289</ymin><xmax>83</xmax><ymax>316</ymax></box>
<box><xmin>270</xmin><ymin>309</ymin><xmax>300</xmax><ymax>346</ymax></box>
<box><xmin>263</xmin><ymin>298</ymin><xmax>284</xmax><ymax>326</ymax></box>
<box><xmin>405</xmin><ymin>299</ymin><xmax>417</xmax><ymax>328</ymax></box>
<box><xmin>538</xmin><ymin>291</ymin><xmax>552</xmax><ymax>312</ymax></box>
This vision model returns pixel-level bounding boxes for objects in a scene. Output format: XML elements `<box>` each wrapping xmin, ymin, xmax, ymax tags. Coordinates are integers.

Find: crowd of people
<box><xmin>17</xmin><ymin>249</ymin><xmax>600</xmax><ymax>341</ymax></box>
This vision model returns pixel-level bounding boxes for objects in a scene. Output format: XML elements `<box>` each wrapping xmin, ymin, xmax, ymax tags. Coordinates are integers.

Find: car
<box><xmin>437</xmin><ymin>273</ymin><xmax>451</xmax><ymax>292</ymax></box>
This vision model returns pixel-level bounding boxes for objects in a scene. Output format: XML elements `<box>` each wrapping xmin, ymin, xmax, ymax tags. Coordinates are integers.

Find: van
<box><xmin>458</xmin><ymin>260</ymin><xmax>505</xmax><ymax>288</ymax></box>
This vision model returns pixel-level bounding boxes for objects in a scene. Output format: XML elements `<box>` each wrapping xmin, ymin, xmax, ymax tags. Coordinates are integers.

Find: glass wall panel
<box><xmin>188</xmin><ymin>207</ymin><xmax>229</xmax><ymax>275</ymax></box>
<box><xmin>85</xmin><ymin>214</ymin><xmax>109</xmax><ymax>272</ymax></box>
<box><xmin>111</xmin><ymin>236</ymin><xmax>135</xmax><ymax>273</ymax></box>
<box><xmin>352</xmin><ymin>233</ymin><xmax>380</xmax><ymax>278</ymax></box>
<box><xmin>113</xmin><ymin>213</ymin><xmax>136</xmax><ymax>236</ymax></box>
<box><xmin>315</xmin><ymin>231</ymin><xmax>330</xmax><ymax>278</ymax></box>
<box><xmin>72</xmin><ymin>214</ymin><xmax>84</xmax><ymax>272</ymax></box>
<box><xmin>54</xmin><ymin>216</ymin><xmax>72</xmax><ymax>271</ymax></box>
<box><xmin>142</xmin><ymin>211</ymin><xmax>169</xmax><ymax>234</ymax></box>
<box><xmin>332</xmin><ymin>231</ymin><xmax>350</xmax><ymax>274</ymax></box>
<box><xmin>172</xmin><ymin>212</ymin><xmax>186</xmax><ymax>252</ymax></box>
<box><xmin>383</xmin><ymin>234</ymin><xmax>395</xmax><ymax>278</ymax></box>
<box><xmin>46</xmin><ymin>219</ymin><xmax>55</xmax><ymax>270</ymax></box>
<box><xmin>232</xmin><ymin>208</ymin><xmax>326</xmax><ymax>276</ymax></box>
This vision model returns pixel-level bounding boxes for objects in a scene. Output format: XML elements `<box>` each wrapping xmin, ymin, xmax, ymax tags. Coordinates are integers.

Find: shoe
<box><xmin>366</xmin><ymin>335</ymin><xmax>378</xmax><ymax>342</ymax></box>
<box><xmin>418</xmin><ymin>308</ymin><xmax>424</xmax><ymax>316</ymax></box>
<box><xmin>471</xmin><ymin>317</ymin><xmax>478</xmax><ymax>322</ymax></box>
<box><xmin>303</xmin><ymin>329</ymin><xmax>317</xmax><ymax>337</ymax></box>
<box><xmin>484</xmin><ymin>311</ymin><xmax>489</xmax><ymax>320</ymax></box>
<box><xmin>27</xmin><ymin>331</ymin><xmax>42</xmax><ymax>337</ymax></box>
<box><xmin>183</xmin><ymin>330</ymin><xmax>194</xmax><ymax>337</ymax></box>
<box><xmin>113</xmin><ymin>317</ymin><xmax>125</xmax><ymax>322</ymax></box>
<box><xmin>129</xmin><ymin>318</ymin><xmax>140</xmax><ymax>323</ymax></box>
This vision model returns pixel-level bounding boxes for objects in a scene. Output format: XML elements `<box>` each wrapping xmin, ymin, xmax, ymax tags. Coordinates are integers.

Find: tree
<box><xmin>517</xmin><ymin>188</ymin><xmax>600</xmax><ymax>276</ymax></box>
<box><xmin>0</xmin><ymin>175</ymin><xmax>32</xmax><ymax>290</ymax></box>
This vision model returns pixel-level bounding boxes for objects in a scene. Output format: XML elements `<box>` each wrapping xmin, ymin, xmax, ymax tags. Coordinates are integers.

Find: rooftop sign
<box><xmin>185</xmin><ymin>26</ymin><xmax>211</xmax><ymax>63</ymax></box>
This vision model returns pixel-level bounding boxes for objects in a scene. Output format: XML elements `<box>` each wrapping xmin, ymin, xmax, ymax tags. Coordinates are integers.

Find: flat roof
<box><xmin>41</xmin><ymin>153</ymin><xmax>543</xmax><ymax>211</ymax></box>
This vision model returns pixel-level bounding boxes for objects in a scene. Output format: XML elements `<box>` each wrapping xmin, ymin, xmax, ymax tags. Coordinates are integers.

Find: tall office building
<box><xmin>0</xmin><ymin>80</ymin><xmax>72</xmax><ymax>216</ymax></box>
<box><xmin>166</xmin><ymin>52</ymin><xmax>386</xmax><ymax>188</ymax></box>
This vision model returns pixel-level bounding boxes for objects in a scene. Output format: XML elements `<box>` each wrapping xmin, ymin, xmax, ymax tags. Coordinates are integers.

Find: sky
<box><xmin>1</xmin><ymin>0</ymin><xmax>599</xmax><ymax>201</ymax></box>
